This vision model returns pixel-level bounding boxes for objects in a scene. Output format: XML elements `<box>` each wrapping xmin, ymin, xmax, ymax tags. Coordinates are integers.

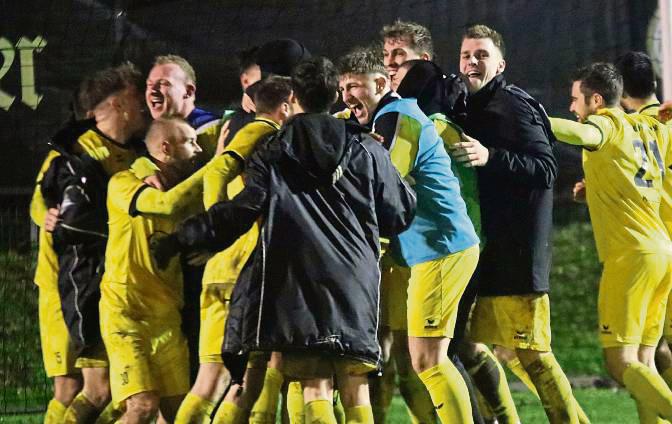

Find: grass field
<box><xmin>0</xmin><ymin>214</ymin><xmax>630</xmax><ymax>422</ymax></box>
<box><xmin>0</xmin><ymin>388</ymin><xmax>640</xmax><ymax>423</ymax></box>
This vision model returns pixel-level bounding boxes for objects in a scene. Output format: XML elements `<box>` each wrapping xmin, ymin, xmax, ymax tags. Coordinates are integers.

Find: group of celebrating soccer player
<box><xmin>29</xmin><ymin>17</ymin><xmax>672</xmax><ymax>424</ymax></box>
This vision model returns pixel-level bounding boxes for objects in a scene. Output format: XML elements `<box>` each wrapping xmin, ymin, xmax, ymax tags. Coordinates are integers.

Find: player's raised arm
<box><xmin>549</xmin><ymin>117</ymin><xmax>603</xmax><ymax>149</ymax></box>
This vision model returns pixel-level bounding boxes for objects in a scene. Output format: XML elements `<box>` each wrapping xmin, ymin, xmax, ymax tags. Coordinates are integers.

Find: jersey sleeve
<box><xmin>133</xmin><ymin>163</ymin><xmax>209</xmax><ymax>216</ymax></box>
<box><xmin>203</xmin><ymin>154</ymin><xmax>242</xmax><ymax>209</ymax></box>
<box><xmin>550</xmin><ymin>117</ymin><xmax>604</xmax><ymax>150</ymax></box>
<box><xmin>30</xmin><ymin>150</ymin><xmax>61</xmax><ymax>226</ymax></box>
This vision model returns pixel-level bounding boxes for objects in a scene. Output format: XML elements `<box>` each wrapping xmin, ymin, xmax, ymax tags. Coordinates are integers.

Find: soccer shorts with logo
<box><xmin>39</xmin><ymin>285</ymin><xmax>79</xmax><ymax>377</ymax></box>
<box><xmin>469</xmin><ymin>293</ymin><xmax>552</xmax><ymax>351</ymax></box>
<box><xmin>100</xmin><ymin>293</ymin><xmax>189</xmax><ymax>404</ymax></box>
<box><xmin>281</xmin><ymin>352</ymin><xmax>376</xmax><ymax>380</ymax></box>
<box><xmin>407</xmin><ymin>245</ymin><xmax>479</xmax><ymax>338</ymax></box>
<box><xmin>199</xmin><ymin>283</ymin><xmax>234</xmax><ymax>364</ymax></box>
<box><xmin>599</xmin><ymin>252</ymin><xmax>672</xmax><ymax>347</ymax></box>
<box><xmin>380</xmin><ymin>253</ymin><xmax>411</xmax><ymax>331</ymax></box>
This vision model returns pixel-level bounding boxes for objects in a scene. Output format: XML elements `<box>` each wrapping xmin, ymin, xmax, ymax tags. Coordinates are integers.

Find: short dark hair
<box><xmin>337</xmin><ymin>47</ymin><xmax>387</xmax><ymax>77</ymax></box>
<box><xmin>381</xmin><ymin>20</ymin><xmax>434</xmax><ymax>58</ymax></box>
<box><xmin>237</xmin><ymin>46</ymin><xmax>259</xmax><ymax>75</ymax></box>
<box><xmin>254</xmin><ymin>75</ymin><xmax>292</xmax><ymax>114</ymax></box>
<box><xmin>78</xmin><ymin>62</ymin><xmax>143</xmax><ymax>112</ymax></box>
<box><xmin>614</xmin><ymin>51</ymin><xmax>656</xmax><ymax>99</ymax></box>
<box><xmin>463</xmin><ymin>24</ymin><xmax>506</xmax><ymax>58</ymax></box>
<box><xmin>572</xmin><ymin>62</ymin><xmax>623</xmax><ymax>107</ymax></box>
<box><xmin>291</xmin><ymin>57</ymin><xmax>339</xmax><ymax>113</ymax></box>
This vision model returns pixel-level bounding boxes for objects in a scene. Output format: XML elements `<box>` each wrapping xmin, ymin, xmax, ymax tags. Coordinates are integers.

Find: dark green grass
<box><xmin>0</xmin><ymin>250</ymin><xmax>51</xmax><ymax>414</ymax></box>
<box><xmin>386</xmin><ymin>388</ymin><xmax>638</xmax><ymax>423</ymax></box>
<box><xmin>548</xmin><ymin>221</ymin><xmax>604</xmax><ymax>376</ymax></box>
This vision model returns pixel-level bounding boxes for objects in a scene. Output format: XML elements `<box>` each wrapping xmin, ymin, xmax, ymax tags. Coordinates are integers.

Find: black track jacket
<box><xmin>175</xmin><ymin>112</ymin><xmax>416</xmax><ymax>372</ymax></box>
<box><xmin>457</xmin><ymin>74</ymin><xmax>557</xmax><ymax>296</ymax></box>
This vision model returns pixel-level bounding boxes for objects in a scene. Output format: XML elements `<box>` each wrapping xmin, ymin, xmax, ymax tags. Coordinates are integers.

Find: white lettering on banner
<box><xmin>0</xmin><ymin>36</ymin><xmax>47</xmax><ymax>111</ymax></box>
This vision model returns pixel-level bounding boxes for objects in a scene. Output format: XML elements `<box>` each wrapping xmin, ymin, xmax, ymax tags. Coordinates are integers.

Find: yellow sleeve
<box><xmin>202</xmin><ymin>120</ymin><xmax>277</xmax><ymax>209</ymax></box>
<box><xmin>29</xmin><ymin>150</ymin><xmax>60</xmax><ymax>226</ymax></box>
<box><xmin>550</xmin><ymin>117</ymin><xmax>605</xmax><ymax>149</ymax></box>
<box><xmin>129</xmin><ymin>156</ymin><xmax>159</xmax><ymax>180</ymax></box>
<box><xmin>431</xmin><ymin>114</ymin><xmax>463</xmax><ymax>148</ymax></box>
<box><xmin>224</xmin><ymin>121</ymin><xmax>276</xmax><ymax>160</ymax></box>
<box><xmin>203</xmin><ymin>154</ymin><xmax>242</xmax><ymax>209</ymax></box>
<box><xmin>134</xmin><ymin>163</ymin><xmax>209</xmax><ymax>216</ymax></box>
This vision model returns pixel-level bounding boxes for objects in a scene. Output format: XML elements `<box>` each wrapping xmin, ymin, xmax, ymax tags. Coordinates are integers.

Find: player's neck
<box><xmin>631</xmin><ymin>95</ymin><xmax>660</xmax><ymax>111</ymax></box>
<box><xmin>95</xmin><ymin>117</ymin><xmax>132</xmax><ymax>145</ymax></box>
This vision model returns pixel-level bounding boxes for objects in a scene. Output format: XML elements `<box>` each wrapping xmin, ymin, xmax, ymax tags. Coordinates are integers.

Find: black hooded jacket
<box><xmin>40</xmin><ymin>119</ymin><xmax>111</xmax><ymax>351</ymax></box>
<box><xmin>174</xmin><ymin>113</ymin><xmax>416</xmax><ymax>373</ymax></box>
<box><xmin>455</xmin><ymin>74</ymin><xmax>557</xmax><ymax>296</ymax></box>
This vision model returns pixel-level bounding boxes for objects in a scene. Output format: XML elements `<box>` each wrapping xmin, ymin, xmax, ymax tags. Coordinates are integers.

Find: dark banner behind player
<box><xmin>0</xmin><ymin>0</ymin><xmax>660</xmax><ymax>192</ymax></box>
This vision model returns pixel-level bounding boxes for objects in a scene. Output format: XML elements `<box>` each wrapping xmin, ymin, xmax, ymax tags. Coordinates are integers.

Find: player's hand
<box><xmin>144</xmin><ymin>175</ymin><xmax>164</xmax><ymax>191</ymax></box>
<box><xmin>150</xmin><ymin>233</ymin><xmax>182</xmax><ymax>270</ymax></box>
<box><xmin>369</xmin><ymin>132</ymin><xmax>385</xmax><ymax>144</ymax></box>
<box><xmin>659</xmin><ymin>102</ymin><xmax>672</xmax><ymax>123</ymax></box>
<box><xmin>573</xmin><ymin>179</ymin><xmax>586</xmax><ymax>203</ymax></box>
<box><xmin>215</xmin><ymin>119</ymin><xmax>232</xmax><ymax>156</ymax></box>
<box><xmin>450</xmin><ymin>133</ymin><xmax>489</xmax><ymax>167</ymax></box>
<box><xmin>44</xmin><ymin>207</ymin><xmax>60</xmax><ymax>232</ymax></box>
<box><xmin>241</xmin><ymin>92</ymin><xmax>256</xmax><ymax>113</ymax></box>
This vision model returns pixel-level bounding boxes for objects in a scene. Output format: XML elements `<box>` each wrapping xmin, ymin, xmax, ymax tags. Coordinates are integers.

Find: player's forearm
<box><xmin>181</xmin><ymin>185</ymin><xmax>266</xmax><ymax>253</ymax></box>
<box><xmin>135</xmin><ymin>164</ymin><xmax>208</xmax><ymax>215</ymax></box>
<box><xmin>203</xmin><ymin>153</ymin><xmax>243</xmax><ymax>209</ymax></box>
<box><xmin>550</xmin><ymin>117</ymin><xmax>602</xmax><ymax>148</ymax></box>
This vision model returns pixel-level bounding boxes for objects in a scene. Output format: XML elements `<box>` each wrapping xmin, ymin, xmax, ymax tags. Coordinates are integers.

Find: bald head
<box><xmin>145</xmin><ymin>117</ymin><xmax>200</xmax><ymax>166</ymax></box>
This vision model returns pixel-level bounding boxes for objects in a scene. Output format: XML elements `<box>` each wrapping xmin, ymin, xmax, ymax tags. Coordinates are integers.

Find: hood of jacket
<box><xmin>280</xmin><ymin>113</ymin><xmax>354</xmax><ymax>185</ymax></box>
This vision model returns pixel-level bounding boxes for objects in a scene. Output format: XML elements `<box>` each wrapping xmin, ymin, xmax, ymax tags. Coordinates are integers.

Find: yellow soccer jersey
<box><xmin>31</xmin><ymin>151</ymin><xmax>60</xmax><ymax>288</ymax></box>
<box><xmin>75</xmin><ymin>129</ymin><xmax>139</xmax><ymax>176</ymax></box>
<box><xmin>561</xmin><ymin>108</ymin><xmax>672</xmax><ymax>261</ymax></box>
<box><xmin>102</xmin><ymin>160</ymin><xmax>209</xmax><ymax>316</ymax></box>
<box><xmin>202</xmin><ymin>117</ymin><xmax>279</xmax><ymax>286</ymax></box>
<box><xmin>195</xmin><ymin>120</ymin><xmax>222</xmax><ymax>160</ymax></box>
<box><xmin>637</xmin><ymin>102</ymin><xmax>672</xmax><ymax>235</ymax></box>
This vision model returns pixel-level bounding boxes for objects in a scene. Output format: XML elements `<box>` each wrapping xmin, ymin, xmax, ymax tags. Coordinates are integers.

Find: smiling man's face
<box><xmin>459</xmin><ymin>37</ymin><xmax>505</xmax><ymax>94</ymax></box>
<box><xmin>145</xmin><ymin>63</ymin><xmax>193</xmax><ymax>119</ymax></box>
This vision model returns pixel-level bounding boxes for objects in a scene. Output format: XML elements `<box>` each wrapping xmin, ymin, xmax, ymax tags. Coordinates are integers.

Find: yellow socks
<box><xmin>662</xmin><ymin>367</ymin><xmax>672</xmax><ymax>389</ymax></box>
<box><xmin>398</xmin><ymin>372</ymin><xmax>437</xmax><ymax>423</ymax></box>
<box><xmin>63</xmin><ymin>392</ymin><xmax>102</xmax><ymax>423</ymax></box>
<box><xmin>174</xmin><ymin>392</ymin><xmax>216</xmax><ymax>424</ymax></box>
<box><xmin>418</xmin><ymin>359</ymin><xmax>473</xmax><ymax>424</ymax></box>
<box><xmin>509</xmin><ymin>357</ymin><xmax>590</xmax><ymax>424</ymax></box>
<box><xmin>45</xmin><ymin>398</ymin><xmax>68</xmax><ymax>424</ymax></box>
<box><xmin>467</xmin><ymin>348</ymin><xmax>518</xmax><ymax>423</ymax></box>
<box><xmin>524</xmin><ymin>354</ymin><xmax>579</xmax><ymax>424</ymax></box>
<box><xmin>94</xmin><ymin>401</ymin><xmax>123</xmax><ymax>424</ymax></box>
<box><xmin>623</xmin><ymin>362</ymin><xmax>672</xmax><ymax>420</ymax></box>
<box><xmin>250</xmin><ymin>368</ymin><xmax>284</xmax><ymax>423</ymax></box>
<box><xmin>344</xmin><ymin>405</ymin><xmax>374</xmax><ymax>424</ymax></box>
<box><xmin>212</xmin><ymin>401</ymin><xmax>248</xmax><ymax>424</ymax></box>
<box><xmin>305</xmin><ymin>399</ymin><xmax>337</xmax><ymax>424</ymax></box>
<box><xmin>333</xmin><ymin>390</ymin><xmax>346</xmax><ymax>424</ymax></box>
<box><xmin>506</xmin><ymin>357</ymin><xmax>539</xmax><ymax>396</ymax></box>
<box><xmin>287</xmin><ymin>381</ymin><xmax>305</xmax><ymax>423</ymax></box>
<box><xmin>476</xmin><ymin>390</ymin><xmax>495</xmax><ymax>422</ymax></box>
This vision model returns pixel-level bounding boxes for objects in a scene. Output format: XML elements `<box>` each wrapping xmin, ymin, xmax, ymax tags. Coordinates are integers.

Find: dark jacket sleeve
<box><xmin>41</xmin><ymin>155</ymin><xmax>108</xmax><ymax>246</ymax></box>
<box><xmin>177</xmin><ymin>145</ymin><xmax>271</xmax><ymax>252</ymax></box>
<box><xmin>363</xmin><ymin>136</ymin><xmax>417</xmax><ymax>237</ymax></box>
<box><xmin>482</xmin><ymin>96</ymin><xmax>557</xmax><ymax>189</ymax></box>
